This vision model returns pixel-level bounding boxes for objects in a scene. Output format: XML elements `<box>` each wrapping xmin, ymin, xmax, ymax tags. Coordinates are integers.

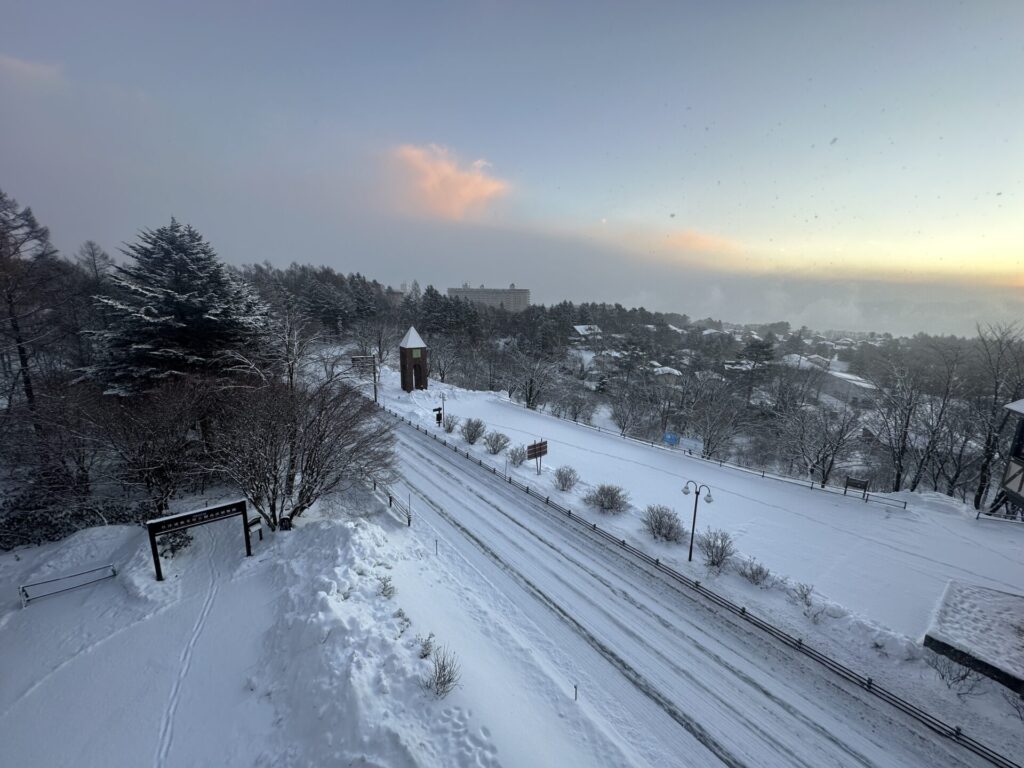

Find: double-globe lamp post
<box><xmin>682</xmin><ymin>480</ymin><xmax>713</xmax><ymax>562</ymax></box>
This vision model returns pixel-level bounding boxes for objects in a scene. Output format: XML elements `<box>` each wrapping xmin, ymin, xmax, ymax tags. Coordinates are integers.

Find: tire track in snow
<box><xmin>155</xmin><ymin>531</ymin><xmax>220</xmax><ymax>768</ymax></box>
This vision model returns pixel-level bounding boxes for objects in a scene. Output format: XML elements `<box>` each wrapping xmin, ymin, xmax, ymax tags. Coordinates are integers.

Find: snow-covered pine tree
<box><xmin>86</xmin><ymin>219</ymin><xmax>267</xmax><ymax>394</ymax></box>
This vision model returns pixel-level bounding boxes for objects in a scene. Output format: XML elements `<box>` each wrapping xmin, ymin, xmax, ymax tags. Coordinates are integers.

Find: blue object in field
<box><xmin>663</xmin><ymin>431</ymin><xmax>680</xmax><ymax>447</ymax></box>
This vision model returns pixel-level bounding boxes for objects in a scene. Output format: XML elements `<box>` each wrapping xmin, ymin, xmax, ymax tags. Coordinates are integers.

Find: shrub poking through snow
<box><xmin>554</xmin><ymin>466</ymin><xmax>579</xmax><ymax>492</ymax></box>
<box><xmin>738</xmin><ymin>557</ymin><xmax>771</xmax><ymax>586</ymax></box>
<box><xmin>377</xmin><ymin>575</ymin><xmax>395</xmax><ymax>599</ymax></box>
<box><xmin>925</xmin><ymin>652</ymin><xmax>984</xmax><ymax>699</ymax></box>
<box><xmin>508</xmin><ymin>445</ymin><xmax>527</xmax><ymax>467</ymax></box>
<box><xmin>642</xmin><ymin>505</ymin><xmax>684</xmax><ymax>542</ymax></box>
<box><xmin>460</xmin><ymin>418</ymin><xmax>486</xmax><ymax>445</ymax></box>
<box><xmin>584</xmin><ymin>484</ymin><xmax>629</xmax><ymax>513</ymax></box>
<box><xmin>791</xmin><ymin>581</ymin><xmax>814</xmax><ymax>608</ymax></box>
<box><xmin>483</xmin><ymin>431</ymin><xmax>510</xmax><ymax>455</ymax></box>
<box><xmin>423</xmin><ymin>645</ymin><xmax>461</xmax><ymax>698</ymax></box>
<box><xmin>417</xmin><ymin>632</ymin><xmax>436</xmax><ymax>660</ymax></box>
<box><xmin>442</xmin><ymin>413</ymin><xmax>459</xmax><ymax>433</ymax></box>
<box><xmin>789</xmin><ymin>581</ymin><xmax>826</xmax><ymax>622</ymax></box>
<box><xmin>1004</xmin><ymin>691</ymin><xmax>1024</xmax><ymax>723</ymax></box>
<box><xmin>696</xmin><ymin>529</ymin><xmax>735</xmax><ymax>570</ymax></box>
<box><xmin>158</xmin><ymin>530</ymin><xmax>193</xmax><ymax>558</ymax></box>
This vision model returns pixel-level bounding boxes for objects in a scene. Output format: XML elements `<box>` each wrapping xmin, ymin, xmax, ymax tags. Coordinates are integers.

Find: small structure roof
<box><xmin>573</xmin><ymin>324</ymin><xmax>601</xmax><ymax>336</ymax></box>
<box><xmin>399</xmin><ymin>326</ymin><xmax>426</xmax><ymax>349</ymax></box>
<box><xmin>1005</xmin><ymin>399</ymin><xmax>1024</xmax><ymax>415</ymax></box>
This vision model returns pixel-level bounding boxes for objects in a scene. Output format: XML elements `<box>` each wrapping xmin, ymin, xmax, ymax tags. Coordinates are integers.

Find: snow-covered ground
<box><xmin>377</xmin><ymin>367</ymin><xmax>1024</xmax><ymax>640</ymax></box>
<box><xmin>3</xmin><ymin>368</ymin><xmax>1023</xmax><ymax>766</ymax></box>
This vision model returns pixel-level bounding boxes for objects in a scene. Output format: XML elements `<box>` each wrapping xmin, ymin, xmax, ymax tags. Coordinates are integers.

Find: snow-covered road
<box><xmin>390</xmin><ymin>421</ymin><xmax>990</xmax><ymax>768</ymax></box>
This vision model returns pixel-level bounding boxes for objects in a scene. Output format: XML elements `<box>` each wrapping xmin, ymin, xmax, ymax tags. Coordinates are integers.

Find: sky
<box><xmin>1</xmin><ymin>1</ymin><xmax>1022</xmax><ymax>335</ymax></box>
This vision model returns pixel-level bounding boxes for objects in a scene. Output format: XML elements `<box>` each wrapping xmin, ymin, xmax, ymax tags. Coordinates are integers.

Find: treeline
<box><xmin>1</xmin><ymin>191</ymin><xmax>392</xmax><ymax>547</ymax></box>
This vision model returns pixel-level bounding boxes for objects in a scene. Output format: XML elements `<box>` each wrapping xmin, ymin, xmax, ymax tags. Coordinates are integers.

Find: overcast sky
<box><xmin>2</xmin><ymin>1</ymin><xmax>1022</xmax><ymax>335</ymax></box>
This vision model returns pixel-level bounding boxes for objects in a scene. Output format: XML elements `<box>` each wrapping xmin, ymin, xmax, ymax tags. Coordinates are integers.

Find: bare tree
<box><xmin>969</xmin><ymin>325</ymin><xmax>1024</xmax><ymax>509</ymax></box>
<box><xmin>689</xmin><ymin>379</ymin><xmax>745</xmax><ymax>459</ymax></box>
<box><xmin>778</xmin><ymin>404</ymin><xmax>861</xmax><ymax>487</ymax></box>
<box><xmin>428</xmin><ymin>334</ymin><xmax>460</xmax><ymax>383</ymax></box>
<box><xmin>863</xmin><ymin>351</ymin><xmax>923</xmax><ymax>492</ymax></box>
<box><xmin>208</xmin><ymin>375</ymin><xmax>394</xmax><ymax>529</ymax></box>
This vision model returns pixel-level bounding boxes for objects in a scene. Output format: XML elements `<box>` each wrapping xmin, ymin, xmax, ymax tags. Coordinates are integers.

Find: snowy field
<box><xmin>376</xmin><ymin>367</ymin><xmax>1024</xmax><ymax>640</ymax></box>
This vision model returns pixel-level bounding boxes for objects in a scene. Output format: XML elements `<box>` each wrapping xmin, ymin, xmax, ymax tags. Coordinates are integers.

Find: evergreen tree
<box><xmin>86</xmin><ymin>219</ymin><xmax>266</xmax><ymax>394</ymax></box>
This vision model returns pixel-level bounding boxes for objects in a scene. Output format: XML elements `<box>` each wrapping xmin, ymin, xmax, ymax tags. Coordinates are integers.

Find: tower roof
<box><xmin>399</xmin><ymin>326</ymin><xmax>426</xmax><ymax>349</ymax></box>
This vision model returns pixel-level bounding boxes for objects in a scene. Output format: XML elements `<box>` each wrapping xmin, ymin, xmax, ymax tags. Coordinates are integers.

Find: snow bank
<box><xmin>254</xmin><ymin>516</ymin><xmax>498</xmax><ymax>767</ymax></box>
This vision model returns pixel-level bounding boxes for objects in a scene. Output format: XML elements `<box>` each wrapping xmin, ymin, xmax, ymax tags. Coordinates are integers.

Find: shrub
<box><xmin>925</xmin><ymin>652</ymin><xmax>984</xmax><ymax>699</ymax></box>
<box><xmin>483</xmin><ymin>431</ymin><xmax>510</xmax><ymax>455</ymax></box>
<box><xmin>738</xmin><ymin>557</ymin><xmax>771</xmax><ymax>586</ymax></box>
<box><xmin>417</xmin><ymin>632</ymin><xmax>435</xmax><ymax>659</ymax></box>
<box><xmin>696</xmin><ymin>529</ymin><xmax>735</xmax><ymax>570</ymax></box>
<box><xmin>460</xmin><ymin>418</ymin><xmax>486</xmax><ymax>444</ymax></box>
<box><xmin>377</xmin><ymin>575</ymin><xmax>395</xmax><ymax>599</ymax></box>
<box><xmin>583</xmin><ymin>484</ymin><xmax>630</xmax><ymax>513</ymax></box>
<box><xmin>554</xmin><ymin>466</ymin><xmax>579</xmax><ymax>492</ymax></box>
<box><xmin>158</xmin><ymin>530</ymin><xmax>193</xmax><ymax>558</ymax></box>
<box><xmin>508</xmin><ymin>445</ymin><xmax>527</xmax><ymax>467</ymax></box>
<box><xmin>442</xmin><ymin>413</ymin><xmax>459</xmax><ymax>433</ymax></box>
<box><xmin>423</xmin><ymin>645</ymin><xmax>461</xmax><ymax>698</ymax></box>
<box><xmin>791</xmin><ymin>581</ymin><xmax>814</xmax><ymax>607</ymax></box>
<box><xmin>642</xmin><ymin>505</ymin><xmax>684</xmax><ymax>542</ymax></box>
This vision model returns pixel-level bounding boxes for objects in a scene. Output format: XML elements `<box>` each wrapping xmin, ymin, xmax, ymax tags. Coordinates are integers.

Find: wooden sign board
<box><xmin>146</xmin><ymin>500</ymin><xmax>251</xmax><ymax>581</ymax></box>
<box><xmin>526</xmin><ymin>440</ymin><xmax>548</xmax><ymax>460</ymax></box>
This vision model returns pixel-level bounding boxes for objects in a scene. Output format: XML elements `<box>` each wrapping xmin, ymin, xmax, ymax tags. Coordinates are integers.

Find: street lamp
<box><xmin>682</xmin><ymin>480</ymin><xmax>713</xmax><ymax>562</ymax></box>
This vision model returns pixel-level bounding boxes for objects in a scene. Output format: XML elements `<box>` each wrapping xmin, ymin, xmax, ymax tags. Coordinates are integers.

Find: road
<box><xmin>390</xmin><ymin>420</ymin><xmax>987</xmax><ymax>768</ymax></box>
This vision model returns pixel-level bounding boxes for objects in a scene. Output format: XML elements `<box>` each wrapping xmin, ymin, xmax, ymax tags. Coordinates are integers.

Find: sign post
<box><xmin>146</xmin><ymin>500</ymin><xmax>251</xmax><ymax>581</ymax></box>
<box><xmin>527</xmin><ymin>439</ymin><xmax>548</xmax><ymax>475</ymax></box>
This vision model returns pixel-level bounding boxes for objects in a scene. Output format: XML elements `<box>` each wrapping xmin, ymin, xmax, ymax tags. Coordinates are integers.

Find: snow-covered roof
<box><xmin>572</xmin><ymin>324</ymin><xmax>601</xmax><ymax>336</ymax></box>
<box><xmin>926</xmin><ymin>581</ymin><xmax>1024</xmax><ymax>682</ymax></box>
<box><xmin>1005</xmin><ymin>399</ymin><xmax>1024</xmax><ymax>415</ymax></box>
<box><xmin>667</xmin><ymin>324</ymin><xmax>685</xmax><ymax>333</ymax></box>
<box><xmin>649</xmin><ymin>360</ymin><xmax>663</xmax><ymax>368</ymax></box>
<box><xmin>827</xmin><ymin>370</ymin><xmax>875</xmax><ymax>390</ymax></box>
<box><xmin>653</xmin><ymin>366</ymin><xmax>682</xmax><ymax>377</ymax></box>
<box><xmin>399</xmin><ymin>326</ymin><xmax>426</xmax><ymax>349</ymax></box>
<box><xmin>702</xmin><ymin>328</ymin><xmax>723</xmax><ymax>336</ymax></box>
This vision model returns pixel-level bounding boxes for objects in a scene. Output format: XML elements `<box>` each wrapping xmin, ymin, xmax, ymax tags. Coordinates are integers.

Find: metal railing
<box><xmin>381</xmin><ymin>403</ymin><xmax>1019</xmax><ymax>768</ymax></box>
<box><xmin>19</xmin><ymin>563</ymin><xmax>117</xmax><ymax>608</ymax></box>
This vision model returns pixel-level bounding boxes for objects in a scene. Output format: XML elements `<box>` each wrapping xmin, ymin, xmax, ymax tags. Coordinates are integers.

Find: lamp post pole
<box><xmin>682</xmin><ymin>480</ymin><xmax>713</xmax><ymax>562</ymax></box>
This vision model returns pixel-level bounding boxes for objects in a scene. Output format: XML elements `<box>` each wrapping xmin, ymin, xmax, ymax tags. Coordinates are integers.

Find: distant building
<box><xmin>448</xmin><ymin>283</ymin><xmax>531</xmax><ymax>312</ymax></box>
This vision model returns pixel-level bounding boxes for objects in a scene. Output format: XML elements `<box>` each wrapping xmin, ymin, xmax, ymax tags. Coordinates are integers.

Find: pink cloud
<box><xmin>0</xmin><ymin>53</ymin><xmax>62</xmax><ymax>85</ymax></box>
<box><xmin>392</xmin><ymin>143</ymin><xmax>508</xmax><ymax>220</ymax></box>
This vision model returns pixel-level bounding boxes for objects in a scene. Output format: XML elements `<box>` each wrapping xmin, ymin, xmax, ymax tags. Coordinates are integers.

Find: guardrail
<box><xmin>20</xmin><ymin>564</ymin><xmax>117</xmax><ymax>608</ymax></box>
<box><xmin>506</xmin><ymin>398</ymin><xmax>908</xmax><ymax>510</ymax></box>
<box><xmin>372</xmin><ymin>479</ymin><xmax>412</xmax><ymax>527</ymax></box>
<box><xmin>382</xmin><ymin>403</ymin><xmax>1019</xmax><ymax>768</ymax></box>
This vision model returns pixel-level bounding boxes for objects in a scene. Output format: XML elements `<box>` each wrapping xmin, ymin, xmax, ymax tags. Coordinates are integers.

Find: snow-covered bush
<box><xmin>423</xmin><ymin>645</ymin><xmax>461</xmax><ymax>698</ymax></box>
<box><xmin>377</xmin><ymin>575</ymin><xmax>395</xmax><ymax>599</ymax></box>
<box><xmin>508</xmin><ymin>445</ymin><xmax>527</xmax><ymax>467</ymax></box>
<box><xmin>442</xmin><ymin>413</ymin><xmax>459</xmax><ymax>433</ymax></box>
<box><xmin>417</xmin><ymin>632</ymin><xmax>435</xmax><ymax>660</ymax></box>
<box><xmin>738</xmin><ymin>557</ymin><xmax>772</xmax><ymax>586</ymax></box>
<box><xmin>791</xmin><ymin>581</ymin><xmax>814</xmax><ymax>607</ymax></box>
<box><xmin>158</xmin><ymin>530</ymin><xmax>193</xmax><ymax>558</ymax></box>
<box><xmin>460</xmin><ymin>418</ymin><xmax>486</xmax><ymax>445</ymax></box>
<box><xmin>584</xmin><ymin>484</ymin><xmax>629</xmax><ymax>513</ymax></box>
<box><xmin>642</xmin><ymin>505</ymin><xmax>684</xmax><ymax>542</ymax></box>
<box><xmin>483</xmin><ymin>431</ymin><xmax>510</xmax><ymax>455</ymax></box>
<box><xmin>554</xmin><ymin>466</ymin><xmax>579</xmax><ymax>492</ymax></box>
<box><xmin>696</xmin><ymin>529</ymin><xmax>735</xmax><ymax>570</ymax></box>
